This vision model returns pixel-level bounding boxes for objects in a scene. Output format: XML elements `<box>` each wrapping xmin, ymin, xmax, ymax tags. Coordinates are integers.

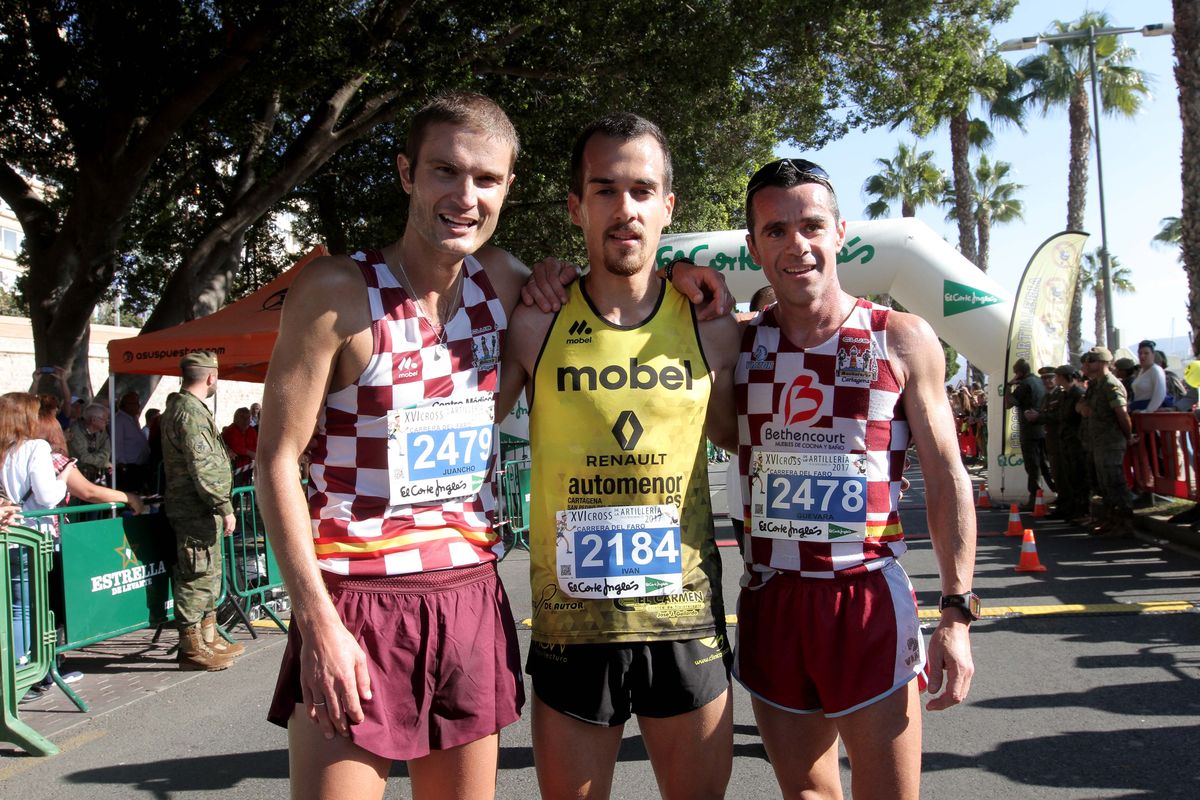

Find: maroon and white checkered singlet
<box><xmin>735</xmin><ymin>299</ymin><xmax>909</xmax><ymax>583</ymax></box>
<box><xmin>306</xmin><ymin>250</ymin><xmax>506</xmax><ymax>576</ymax></box>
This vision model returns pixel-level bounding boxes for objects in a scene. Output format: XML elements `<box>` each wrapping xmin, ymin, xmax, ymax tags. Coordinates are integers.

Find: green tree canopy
<box><xmin>0</xmin><ymin>0</ymin><xmax>1013</xmax><ymax>395</ymax></box>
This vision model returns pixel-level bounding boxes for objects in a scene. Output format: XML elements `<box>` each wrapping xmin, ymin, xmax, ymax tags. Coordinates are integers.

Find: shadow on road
<box><xmin>925</xmin><ymin>723</ymin><xmax>1200</xmax><ymax>798</ymax></box>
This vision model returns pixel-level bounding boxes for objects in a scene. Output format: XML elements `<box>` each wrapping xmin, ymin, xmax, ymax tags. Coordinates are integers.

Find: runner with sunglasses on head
<box><xmin>726</xmin><ymin>157</ymin><xmax>976</xmax><ymax>799</ymax></box>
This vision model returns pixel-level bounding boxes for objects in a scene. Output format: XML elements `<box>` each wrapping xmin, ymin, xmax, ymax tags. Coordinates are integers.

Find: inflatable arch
<box><xmin>658</xmin><ymin>219</ymin><xmax>1031</xmax><ymax>502</ymax></box>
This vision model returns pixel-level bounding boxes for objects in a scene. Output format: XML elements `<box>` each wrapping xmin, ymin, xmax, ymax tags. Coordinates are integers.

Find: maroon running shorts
<box><xmin>733</xmin><ymin>558</ymin><xmax>925</xmax><ymax>717</ymax></box>
<box><xmin>267</xmin><ymin>561</ymin><xmax>525</xmax><ymax>761</ymax></box>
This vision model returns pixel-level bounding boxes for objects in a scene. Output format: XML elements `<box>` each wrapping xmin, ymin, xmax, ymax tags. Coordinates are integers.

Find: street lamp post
<box><xmin>999</xmin><ymin>22</ymin><xmax>1173</xmax><ymax>351</ymax></box>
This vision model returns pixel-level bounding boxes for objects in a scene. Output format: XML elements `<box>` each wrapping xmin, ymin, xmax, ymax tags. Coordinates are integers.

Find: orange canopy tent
<box><xmin>107</xmin><ymin>247</ymin><xmax>327</xmax><ymax>382</ymax></box>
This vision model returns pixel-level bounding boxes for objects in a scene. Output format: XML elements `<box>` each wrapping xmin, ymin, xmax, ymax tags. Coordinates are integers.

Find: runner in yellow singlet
<box><xmin>499</xmin><ymin>113</ymin><xmax>739</xmax><ymax>800</ymax></box>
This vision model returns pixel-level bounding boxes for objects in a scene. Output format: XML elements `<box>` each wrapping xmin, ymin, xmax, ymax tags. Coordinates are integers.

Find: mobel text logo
<box><xmin>557</xmin><ymin>358</ymin><xmax>694</xmax><ymax>393</ymax></box>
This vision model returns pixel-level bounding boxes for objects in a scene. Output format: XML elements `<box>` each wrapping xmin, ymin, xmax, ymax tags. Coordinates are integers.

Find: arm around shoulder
<box><xmin>698</xmin><ymin>312</ymin><xmax>741</xmax><ymax>452</ymax></box>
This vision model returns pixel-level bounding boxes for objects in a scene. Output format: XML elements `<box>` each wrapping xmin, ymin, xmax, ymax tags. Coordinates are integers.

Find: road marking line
<box><xmin>518</xmin><ymin>601</ymin><xmax>1195</xmax><ymax>630</ymax></box>
<box><xmin>0</xmin><ymin>729</ymin><xmax>106</xmax><ymax>779</ymax></box>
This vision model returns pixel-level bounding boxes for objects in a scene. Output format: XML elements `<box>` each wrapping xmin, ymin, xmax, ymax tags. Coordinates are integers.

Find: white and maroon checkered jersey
<box><xmin>306</xmin><ymin>250</ymin><xmax>506</xmax><ymax>576</ymax></box>
<box><xmin>735</xmin><ymin>298</ymin><xmax>909</xmax><ymax>583</ymax></box>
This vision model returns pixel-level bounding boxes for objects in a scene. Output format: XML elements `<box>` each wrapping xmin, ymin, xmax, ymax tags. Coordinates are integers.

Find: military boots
<box><xmin>178</xmin><ymin>623</ymin><xmax>235</xmax><ymax>671</ymax></box>
<box><xmin>201</xmin><ymin>611</ymin><xmax>245</xmax><ymax>658</ymax></box>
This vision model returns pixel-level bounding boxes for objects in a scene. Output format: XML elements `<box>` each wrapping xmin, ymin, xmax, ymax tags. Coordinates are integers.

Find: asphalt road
<box><xmin>3</xmin><ymin>464</ymin><xmax>1199</xmax><ymax>798</ymax></box>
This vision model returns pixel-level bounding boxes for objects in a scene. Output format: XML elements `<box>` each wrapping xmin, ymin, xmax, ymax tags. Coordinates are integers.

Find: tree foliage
<box><xmin>1079</xmin><ymin>248</ymin><xmax>1133</xmax><ymax>346</ymax></box>
<box><xmin>0</xmin><ymin>0</ymin><xmax>1013</xmax><ymax>393</ymax></box>
<box><xmin>1014</xmin><ymin>10</ymin><xmax>1151</xmax><ymax>356</ymax></box>
<box><xmin>862</xmin><ymin>142</ymin><xmax>947</xmax><ymax>219</ymax></box>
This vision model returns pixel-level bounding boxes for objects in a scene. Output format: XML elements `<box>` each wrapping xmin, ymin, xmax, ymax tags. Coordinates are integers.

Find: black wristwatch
<box><xmin>662</xmin><ymin>255</ymin><xmax>694</xmax><ymax>281</ymax></box>
<box><xmin>939</xmin><ymin>592</ymin><xmax>981</xmax><ymax>622</ymax></box>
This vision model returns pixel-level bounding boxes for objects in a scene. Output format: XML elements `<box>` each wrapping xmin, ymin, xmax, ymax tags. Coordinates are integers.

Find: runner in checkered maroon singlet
<box><xmin>726</xmin><ymin>159</ymin><xmax>978</xmax><ymax>800</ymax></box>
<box><xmin>258</xmin><ymin>94</ymin><xmax>536</xmax><ymax>800</ymax></box>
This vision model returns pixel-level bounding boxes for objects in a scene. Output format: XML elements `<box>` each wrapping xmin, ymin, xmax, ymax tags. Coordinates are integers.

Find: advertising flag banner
<box><xmin>1002</xmin><ymin>231</ymin><xmax>1088</xmax><ymax>458</ymax></box>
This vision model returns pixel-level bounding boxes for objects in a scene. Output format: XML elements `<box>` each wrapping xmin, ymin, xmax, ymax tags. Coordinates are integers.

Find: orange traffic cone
<box><xmin>977</xmin><ymin>483</ymin><xmax>992</xmax><ymax>510</ymax></box>
<box><xmin>1033</xmin><ymin>489</ymin><xmax>1047</xmax><ymax>518</ymax></box>
<box><xmin>1015</xmin><ymin>528</ymin><xmax>1048</xmax><ymax>572</ymax></box>
<box><xmin>1006</xmin><ymin>504</ymin><xmax>1024</xmax><ymax>537</ymax></box>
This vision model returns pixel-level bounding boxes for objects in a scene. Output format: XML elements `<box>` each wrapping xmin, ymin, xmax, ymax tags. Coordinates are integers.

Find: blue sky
<box><xmin>780</xmin><ymin>0</ymin><xmax>1184</xmax><ymax>358</ymax></box>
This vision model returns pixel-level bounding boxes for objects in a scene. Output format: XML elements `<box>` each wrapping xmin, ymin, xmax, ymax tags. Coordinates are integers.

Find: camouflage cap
<box><xmin>1113</xmin><ymin>357</ymin><xmax>1137</xmax><ymax>372</ymax></box>
<box><xmin>180</xmin><ymin>350</ymin><xmax>219</xmax><ymax>370</ymax></box>
<box><xmin>1086</xmin><ymin>345</ymin><xmax>1113</xmax><ymax>363</ymax></box>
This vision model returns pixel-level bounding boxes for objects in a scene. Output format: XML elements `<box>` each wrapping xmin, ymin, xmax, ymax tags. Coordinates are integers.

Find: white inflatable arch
<box><xmin>660</xmin><ymin>219</ymin><xmax>1027</xmax><ymax>501</ymax></box>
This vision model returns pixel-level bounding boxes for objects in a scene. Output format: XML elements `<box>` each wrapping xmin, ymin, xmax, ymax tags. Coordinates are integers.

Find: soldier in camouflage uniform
<box><xmin>1053</xmin><ymin>365</ymin><xmax>1088</xmax><ymax>520</ymax></box>
<box><xmin>1079</xmin><ymin>346</ymin><xmax>1136</xmax><ymax>538</ymax></box>
<box><xmin>162</xmin><ymin>351</ymin><xmax>242</xmax><ymax>670</ymax></box>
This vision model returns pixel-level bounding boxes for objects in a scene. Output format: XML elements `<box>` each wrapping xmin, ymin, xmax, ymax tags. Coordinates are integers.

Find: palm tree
<box><xmin>1153</xmin><ymin>215</ymin><xmax>1182</xmax><ymax>249</ymax></box>
<box><xmin>957</xmin><ymin>155</ymin><xmax>1025</xmax><ymax>274</ymax></box>
<box><xmin>1079</xmin><ymin>249</ymin><xmax>1134</xmax><ymax>346</ymax></box>
<box><xmin>862</xmin><ymin>142</ymin><xmax>947</xmax><ymax>219</ymax></box>
<box><xmin>938</xmin><ymin>57</ymin><xmax>1026</xmax><ymax>267</ymax></box>
<box><xmin>1176</xmin><ymin>2</ymin><xmax>1200</xmax><ymax>357</ymax></box>
<box><xmin>1017</xmin><ymin>11</ymin><xmax>1151</xmax><ymax>361</ymax></box>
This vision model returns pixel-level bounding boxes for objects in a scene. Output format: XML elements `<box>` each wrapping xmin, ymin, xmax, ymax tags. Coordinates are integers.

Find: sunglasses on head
<box><xmin>747</xmin><ymin>158</ymin><xmax>831</xmax><ymax>197</ymax></box>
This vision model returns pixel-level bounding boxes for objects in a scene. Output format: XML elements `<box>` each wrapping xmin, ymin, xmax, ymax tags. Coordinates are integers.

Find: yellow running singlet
<box><xmin>528</xmin><ymin>278</ymin><xmax>723</xmax><ymax>644</ymax></box>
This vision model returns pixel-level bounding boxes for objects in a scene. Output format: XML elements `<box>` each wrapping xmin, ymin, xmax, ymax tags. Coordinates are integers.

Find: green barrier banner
<box><xmin>58</xmin><ymin>514</ymin><xmax>175</xmax><ymax>644</ymax></box>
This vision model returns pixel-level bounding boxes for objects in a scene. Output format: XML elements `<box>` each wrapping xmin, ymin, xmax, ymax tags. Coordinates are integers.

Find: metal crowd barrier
<box><xmin>2</xmin><ymin>523</ymin><xmax>58</xmax><ymax>756</ymax></box>
<box><xmin>19</xmin><ymin>502</ymin><xmax>178</xmax><ymax>715</ymax></box>
<box><xmin>1130</xmin><ymin>411</ymin><xmax>1199</xmax><ymax>500</ymax></box>
<box><xmin>221</xmin><ymin>485</ymin><xmax>289</xmax><ymax>635</ymax></box>
<box><xmin>497</xmin><ymin>459</ymin><xmax>532</xmax><ymax>553</ymax></box>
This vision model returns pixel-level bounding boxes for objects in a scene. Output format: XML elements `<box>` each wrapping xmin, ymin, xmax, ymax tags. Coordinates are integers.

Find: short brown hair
<box><xmin>405</xmin><ymin>92</ymin><xmax>520</xmax><ymax>176</ymax></box>
<box><xmin>569</xmin><ymin>113</ymin><xmax>673</xmax><ymax>197</ymax></box>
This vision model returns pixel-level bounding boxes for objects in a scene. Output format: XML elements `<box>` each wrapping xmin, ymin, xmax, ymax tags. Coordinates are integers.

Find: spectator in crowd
<box><xmin>2</xmin><ymin>392</ymin><xmax>70</xmax><ymax>529</ymax></box>
<box><xmin>37</xmin><ymin>411</ymin><xmax>145</xmax><ymax>515</ymax></box>
<box><xmin>972</xmin><ymin>385</ymin><xmax>988</xmax><ymax>458</ymax></box>
<box><xmin>1006</xmin><ymin>358</ymin><xmax>1052</xmax><ymax>509</ymax></box>
<box><xmin>1112</xmin><ymin>358</ymin><xmax>1137</xmax><ymax>403</ymax></box>
<box><xmin>1159</xmin><ymin>351</ymin><xmax>1188</xmax><ymax>407</ymax></box>
<box><xmin>1130</xmin><ymin>340</ymin><xmax>1166</xmax><ymax>412</ymax></box>
<box><xmin>28</xmin><ymin>367</ymin><xmax>69</xmax><ymax>421</ymax></box>
<box><xmin>67</xmin><ymin>397</ymin><xmax>86</xmax><ymax>428</ymax></box>
<box><xmin>66</xmin><ymin>403</ymin><xmax>111</xmax><ymax>484</ymax></box>
<box><xmin>249</xmin><ymin>402</ymin><xmax>261</xmax><ymax>428</ymax></box>
<box><xmin>221</xmin><ymin>406</ymin><xmax>258</xmax><ymax>487</ymax></box>
<box><xmin>114</xmin><ymin>391</ymin><xmax>152</xmax><ymax>492</ymax></box>
<box><xmin>1078</xmin><ymin>346</ymin><xmax>1136</xmax><ymax>538</ymax></box>
<box><xmin>142</xmin><ymin>408</ymin><xmax>161</xmax><ymax>438</ymax></box>
<box><xmin>144</xmin><ymin>408</ymin><xmax>164</xmax><ymax>491</ymax></box>
<box><xmin>2</xmin><ymin>391</ymin><xmax>71</xmax><ymax>676</ymax></box>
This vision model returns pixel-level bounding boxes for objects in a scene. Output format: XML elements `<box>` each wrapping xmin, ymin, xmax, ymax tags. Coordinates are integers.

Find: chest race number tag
<box><xmin>749</xmin><ymin>450</ymin><xmax>868</xmax><ymax>541</ymax></box>
<box><xmin>555</xmin><ymin>504</ymin><xmax>683</xmax><ymax>599</ymax></box>
<box><xmin>387</xmin><ymin>394</ymin><xmax>494</xmax><ymax>506</ymax></box>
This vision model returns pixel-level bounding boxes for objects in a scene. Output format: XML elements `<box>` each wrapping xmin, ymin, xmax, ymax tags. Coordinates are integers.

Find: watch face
<box><xmin>942</xmin><ymin>593</ymin><xmax>981</xmax><ymax>621</ymax></box>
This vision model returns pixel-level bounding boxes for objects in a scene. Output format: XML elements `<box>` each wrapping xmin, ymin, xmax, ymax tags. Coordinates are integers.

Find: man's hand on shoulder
<box><xmin>661</xmin><ymin>260</ymin><xmax>733</xmax><ymax>321</ymax></box>
<box><xmin>520</xmin><ymin>257</ymin><xmax>582</xmax><ymax>312</ymax></box>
